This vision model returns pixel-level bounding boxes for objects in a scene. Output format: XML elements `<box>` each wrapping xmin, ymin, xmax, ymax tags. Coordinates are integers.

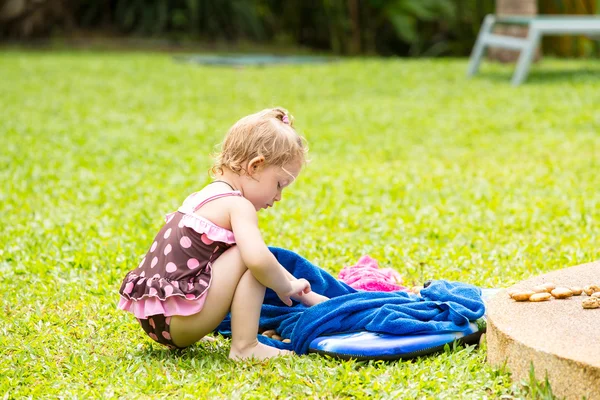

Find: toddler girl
<box><xmin>118</xmin><ymin>107</ymin><xmax>328</xmax><ymax>360</ymax></box>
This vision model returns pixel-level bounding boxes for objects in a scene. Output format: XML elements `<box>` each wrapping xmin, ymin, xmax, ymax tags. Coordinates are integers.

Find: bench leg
<box><xmin>467</xmin><ymin>14</ymin><xmax>496</xmax><ymax>77</ymax></box>
<box><xmin>511</xmin><ymin>28</ymin><xmax>541</xmax><ymax>86</ymax></box>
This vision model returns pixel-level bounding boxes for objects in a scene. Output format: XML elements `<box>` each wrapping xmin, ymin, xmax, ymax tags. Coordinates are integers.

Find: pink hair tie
<box><xmin>282</xmin><ymin>115</ymin><xmax>290</xmax><ymax>125</ymax></box>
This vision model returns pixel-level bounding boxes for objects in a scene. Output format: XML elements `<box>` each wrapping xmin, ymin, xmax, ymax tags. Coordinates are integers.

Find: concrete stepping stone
<box><xmin>486</xmin><ymin>260</ymin><xmax>600</xmax><ymax>400</ymax></box>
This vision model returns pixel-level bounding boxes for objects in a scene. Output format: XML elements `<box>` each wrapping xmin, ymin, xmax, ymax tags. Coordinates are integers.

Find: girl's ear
<box><xmin>247</xmin><ymin>156</ymin><xmax>265</xmax><ymax>176</ymax></box>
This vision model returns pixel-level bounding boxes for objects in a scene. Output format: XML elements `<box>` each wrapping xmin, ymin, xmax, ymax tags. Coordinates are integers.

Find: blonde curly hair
<box><xmin>211</xmin><ymin>107</ymin><xmax>308</xmax><ymax>176</ymax></box>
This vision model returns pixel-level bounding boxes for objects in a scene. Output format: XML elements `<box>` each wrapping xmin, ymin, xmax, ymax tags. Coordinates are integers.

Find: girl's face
<box><xmin>242</xmin><ymin>159</ymin><xmax>302</xmax><ymax>211</ymax></box>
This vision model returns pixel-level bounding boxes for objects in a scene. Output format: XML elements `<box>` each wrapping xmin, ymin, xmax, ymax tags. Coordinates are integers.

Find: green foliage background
<box><xmin>3</xmin><ymin>0</ymin><xmax>598</xmax><ymax>56</ymax></box>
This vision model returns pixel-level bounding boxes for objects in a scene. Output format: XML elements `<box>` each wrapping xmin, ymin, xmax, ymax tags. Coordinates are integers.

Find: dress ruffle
<box><xmin>120</xmin><ymin>267</ymin><xmax>212</xmax><ymax>301</ymax></box>
<box><xmin>165</xmin><ymin>211</ymin><xmax>236</xmax><ymax>244</ymax></box>
<box><xmin>118</xmin><ymin>293</ymin><xmax>207</xmax><ymax>319</ymax></box>
<box><xmin>119</xmin><ymin>270</ymin><xmax>211</xmax><ymax>318</ymax></box>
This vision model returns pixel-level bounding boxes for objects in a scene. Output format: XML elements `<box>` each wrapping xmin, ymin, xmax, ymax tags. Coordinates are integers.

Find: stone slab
<box><xmin>486</xmin><ymin>260</ymin><xmax>600</xmax><ymax>400</ymax></box>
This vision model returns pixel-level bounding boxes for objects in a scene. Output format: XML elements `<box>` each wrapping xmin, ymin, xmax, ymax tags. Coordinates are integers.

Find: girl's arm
<box><xmin>229</xmin><ymin>198</ymin><xmax>310</xmax><ymax>305</ymax></box>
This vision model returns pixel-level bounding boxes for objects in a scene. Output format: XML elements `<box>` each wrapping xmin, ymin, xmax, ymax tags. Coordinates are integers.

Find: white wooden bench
<box><xmin>467</xmin><ymin>15</ymin><xmax>600</xmax><ymax>85</ymax></box>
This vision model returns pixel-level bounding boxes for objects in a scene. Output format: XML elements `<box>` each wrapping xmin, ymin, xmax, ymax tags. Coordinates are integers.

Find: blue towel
<box><xmin>216</xmin><ymin>247</ymin><xmax>485</xmax><ymax>355</ymax></box>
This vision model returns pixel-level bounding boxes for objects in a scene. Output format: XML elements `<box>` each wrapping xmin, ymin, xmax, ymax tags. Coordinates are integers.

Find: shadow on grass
<box><xmin>473</xmin><ymin>67</ymin><xmax>600</xmax><ymax>85</ymax></box>
<box><xmin>125</xmin><ymin>334</ymin><xmax>232</xmax><ymax>362</ymax></box>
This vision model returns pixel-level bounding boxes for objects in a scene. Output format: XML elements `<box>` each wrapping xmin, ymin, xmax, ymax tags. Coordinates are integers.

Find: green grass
<box><xmin>1</xmin><ymin>50</ymin><xmax>599</xmax><ymax>399</ymax></box>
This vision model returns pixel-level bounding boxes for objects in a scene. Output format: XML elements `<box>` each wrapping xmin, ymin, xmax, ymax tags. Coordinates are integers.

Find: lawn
<box><xmin>1</xmin><ymin>50</ymin><xmax>599</xmax><ymax>399</ymax></box>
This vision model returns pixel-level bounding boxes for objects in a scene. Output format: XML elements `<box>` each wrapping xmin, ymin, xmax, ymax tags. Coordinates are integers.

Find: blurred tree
<box><xmin>0</xmin><ymin>0</ymin><xmax>74</xmax><ymax>38</ymax></box>
<box><xmin>488</xmin><ymin>0</ymin><xmax>538</xmax><ymax>62</ymax></box>
<box><xmin>0</xmin><ymin>0</ymin><xmax>595</xmax><ymax>58</ymax></box>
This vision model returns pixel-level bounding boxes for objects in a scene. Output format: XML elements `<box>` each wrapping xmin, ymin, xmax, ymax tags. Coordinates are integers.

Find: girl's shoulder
<box><xmin>183</xmin><ymin>185</ymin><xmax>250</xmax><ymax>231</ymax></box>
<box><xmin>182</xmin><ymin>185</ymin><xmax>242</xmax><ymax>207</ymax></box>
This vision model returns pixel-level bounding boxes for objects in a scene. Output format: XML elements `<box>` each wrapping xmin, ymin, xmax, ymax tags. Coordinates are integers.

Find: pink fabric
<box><xmin>338</xmin><ymin>255</ymin><xmax>407</xmax><ymax>292</ymax></box>
<box><xmin>118</xmin><ymin>293</ymin><xmax>207</xmax><ymax>319</ymax></box>
<box><xmin>166</xmin><ymin>212</ymin><xmax>236</xmax><ymax>244</ymax></box>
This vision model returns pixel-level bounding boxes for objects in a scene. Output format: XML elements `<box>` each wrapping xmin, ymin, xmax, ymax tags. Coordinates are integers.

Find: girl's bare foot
<box><xmin>229</xmin><ymin>340</ymin><xmax>293</xmax><ymax>360</ymax></box>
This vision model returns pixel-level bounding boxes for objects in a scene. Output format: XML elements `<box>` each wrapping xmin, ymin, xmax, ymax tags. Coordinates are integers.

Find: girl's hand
<box><xmin>277</xmin><ymin>279</ymin><xmax>311</xmax><ymax>306</ymax></box>
<box><xmin>295</xmin><ymin>292</ymin><xmax>329</xmax><ymax>307</ymax></box>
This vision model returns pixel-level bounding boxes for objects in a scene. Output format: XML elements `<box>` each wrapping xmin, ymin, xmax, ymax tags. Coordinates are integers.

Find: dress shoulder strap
<box><xmin>192</xmin><ymin>191</ymin><xmax>242</xmax><ymax>212</ymax></box>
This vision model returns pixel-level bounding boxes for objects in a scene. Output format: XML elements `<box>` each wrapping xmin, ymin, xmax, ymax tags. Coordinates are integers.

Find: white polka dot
<box><xmin>166</xmin><ymin>214</ymin><xmax>175</xmax><ymax>224</ymax></box>
<box><xmin>180</xmin><ymin>236</ymin><xmax>192</xmax><ymax>248</ymax></box>
<box><xmin>163</xmin><ymin>244</ymin><xmax>172</xmax><ymax>256</ymax></box>
<box><xmin>171</xmin><ymin>281</ymin><xmax>179</xmax><ymax>289</ymax></box>
<box><xmin>164</xmin><ymin>285</ymin><xmax>174</xmax><ymax>296</ymax></box>
<box><xmin>136</xmin><ymin>278</ymin><xmax>146</xmax><ymax>286</ymax></box>
<box><xmin>138</xmin><ymin>257</ymin><xmax>146</xmax><ymax>269</ymax></box>
<box><xmin>152</xmin><ymin>274</ymin><xmax>161</xmax><ymax>280</ymax></box>
<box><xmin>140</xmin><ymin>271</ymin><xmax>145</xmax><ymax>277</ymax></box>
<box><xmin>178</xmin><ymin>219</ymin><xmax>185</xmax><ymax>228</ymax></box>
<box><xmin>187</xmin><ymin>258</ymin><xmax>200</xmax><ymax>269</ymax></box>
<box><xmin>151</xmin><ymin>257</ymin><xmax>158</xmax><ymax>268</ymax></box>
<box><xmin>165</xmin><ymin>262</ymin><xmax>177</xmax><ymax>273</ymax></box>
<box><xmin>149</xmin><ymin>288</ymin><xmax>158</xmax><ymax>296</ymax></box>
<box><xmin>164</xmin><ymin>228</ymin><xmax>172</xmax><ymax>239</ymax></box>
<box><xmin>150</xmin><ymin>241</ymin><xmax>157</xmax><ymax>252</ymax></box>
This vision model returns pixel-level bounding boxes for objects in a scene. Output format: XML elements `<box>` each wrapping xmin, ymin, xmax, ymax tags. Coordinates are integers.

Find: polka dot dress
<box><xmin>119</xmin><ymin>211</ymin><xmax>232</xmax><ymax>305</ymax></box>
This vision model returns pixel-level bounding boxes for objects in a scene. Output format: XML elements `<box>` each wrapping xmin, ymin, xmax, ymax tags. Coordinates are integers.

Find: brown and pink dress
<box><xmin>118</xmin><ymin>189</ymin><xmax>242</xmax><ymax>348</ymax></box>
